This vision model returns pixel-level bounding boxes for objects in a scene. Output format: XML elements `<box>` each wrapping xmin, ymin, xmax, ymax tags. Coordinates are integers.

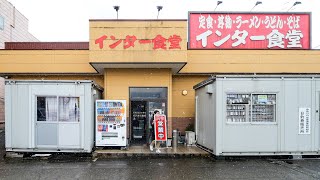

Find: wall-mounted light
<box><xmin>287</xmin><ymin>1</ymin><xmax>301</xmax><ymax>11</ymax></box>
<box><xmin>157</xmin><ymin>6</ymin><xmax>163</xmax><ymax>19</ymax></box>
<box><xmin>182</xmin><ymin>90</ymin><xmax>188</xmax><ymax>96</ymax></box>
<box><xmin>113</xmin><ymin>6</ymin><xmax>120</xmax><ymax>19</ymax></box>
<box><xmin>214</xmin><ymin>1</ymin><xmax>223</xmax><ymax>11</ymax></box>
<box><xmin>250</xmin><ymin>1</ymin><xmax>262</xmax><ymax>11</ymax></box>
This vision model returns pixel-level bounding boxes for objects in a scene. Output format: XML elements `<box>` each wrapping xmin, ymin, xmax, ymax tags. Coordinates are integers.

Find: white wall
<box><xmin>0</xmin><ymin>0</ymin><xmax>38</xmax><ymax>49</ymax></box>
<box><xmin>196</xmin><ymin>83</ymin><xmax>215</xmax><ymax>152</ymax></box>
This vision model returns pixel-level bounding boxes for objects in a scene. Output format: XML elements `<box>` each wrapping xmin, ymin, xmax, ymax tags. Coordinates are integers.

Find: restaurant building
<box><xmin>1</xmin><ymin>12</ymin><xmax>320</xmax><ymax>153</ymax></box>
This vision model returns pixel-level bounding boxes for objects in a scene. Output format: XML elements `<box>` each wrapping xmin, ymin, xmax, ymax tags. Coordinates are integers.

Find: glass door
<box><xmin>129</xmin><ymin>87</ymin><xmax>168</xmax><ymax>145</ymax></box>
<box><xmin>36</xmin><ymin>96</ymin><xmax>58</xmax><ymax>148</ymax></box>
<box><xmin>131</xmin><ymin>101</ymin><xmax>147</xmax><ymax>144</ymax></box>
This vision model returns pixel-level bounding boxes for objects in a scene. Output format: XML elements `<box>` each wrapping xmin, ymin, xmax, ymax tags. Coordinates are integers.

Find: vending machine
<box><xmin>95</xmin><ymin>100</ymin><xmax>127</xmax><ymax>147</ymax></box>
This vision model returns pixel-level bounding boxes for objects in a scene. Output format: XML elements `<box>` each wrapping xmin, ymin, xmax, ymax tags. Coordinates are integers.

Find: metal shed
<box><xmin>194</xmin><ymin>75</ymin><xmax>320</xmax><ymax>156</ymax></box>
<box><xmin>5</xmin><ymin>80</ymin><xmax>102</xmax><ymax>153</ymax></box>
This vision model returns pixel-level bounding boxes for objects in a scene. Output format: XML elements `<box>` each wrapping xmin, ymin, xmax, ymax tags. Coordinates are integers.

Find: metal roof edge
<box><xmin>193</xmin><ymin>75</ymin><xmax>216</xmax><ymax>90</ymax></box>
<box><xmin>193</xmin><ymin>74</ymin><xmax>320</xmax><ymax>90</ymax></box>
<box><xmin>5</xmin><ymin>80</ymin><xmax>104</xmax><ymax>91</ymax></box>
<box><xmin>214</xmin><ymin>74</ymin><xmax>320</xmax><ymax>78</ymax></box>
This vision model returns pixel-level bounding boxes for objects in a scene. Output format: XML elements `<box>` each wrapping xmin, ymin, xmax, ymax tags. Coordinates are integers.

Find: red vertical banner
<box><xmin>154</xmin><ymin>115</ymin><xmax>167</xmax><ymax>141</ymax></box>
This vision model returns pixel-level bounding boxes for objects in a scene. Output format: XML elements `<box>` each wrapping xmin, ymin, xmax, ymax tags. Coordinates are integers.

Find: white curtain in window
<box><xmin>59</xmin><ymin>97</ymin><xmax>79</xmax><ymax>122</ymax></box>
<box><xmin>45</xmin><ymin>97</ymin><xmax>57</xmax><ymax>121</ymax></box>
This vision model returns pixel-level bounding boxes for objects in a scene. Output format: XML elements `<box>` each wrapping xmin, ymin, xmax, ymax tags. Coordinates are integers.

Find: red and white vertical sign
<box><xmin>154</xmin><ymin>114</ymin><xmax>167</xmax><ymax>141</ymax></box>
<box><xmin>188</xmin><ymin>12</ymin><xmax>310</xmax><ymax>49</ymax></box>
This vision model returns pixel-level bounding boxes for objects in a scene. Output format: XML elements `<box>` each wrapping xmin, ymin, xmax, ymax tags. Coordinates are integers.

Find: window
<box><xmin>37</xmin><ymin>96</ymin><xmax>80</xmax><ymax>122</ymax></box>
<box><xmin>251</xmin><ymin>94</ymin><xmax>276</xmax><ymax>123</ymax></box>
<box><xmin>37</xmin><ymin>97</ymin><xmax>57</xmax><ymax>121</ymax></box>
<box><xmin>0</xmin><ymin>16</ymin><xmax>4</xmax><ymax>30</ymax></box>
<box><xmin>59</xmin><ymin>97</ymin><xmax>80</xmax><ymax>122</ymax></box>
<box><xmin>226</xmin><ymin>94</ymin><xmax>250</xmax><ymax>123</ymax></box>
<box><xmin>130</xmin><ymin>88</ymin><xmax>167</xmax><ymax>99</ymax></box>
<box><xmin>226</xmin><ymin>93</ymin><xmax>276</xmax><ymax>123</ymax></box>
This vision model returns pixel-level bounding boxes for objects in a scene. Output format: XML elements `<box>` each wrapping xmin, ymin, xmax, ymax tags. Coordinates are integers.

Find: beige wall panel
<box><xmin>0</xmin><ymin>50</ymin><xmax>96</xmax><ymax>73</ymax></box>
<box><xmin>181</xmin><ymin>63</ymin><xmax>320</xmax><ymax>73</ymax></box>
<box><xmin>9</xmin><ymin>75</ymin><xmax>104</xmax><ymax>88</ymax></box>
<box><xmin>0</xmin><ymin>64</ymin><xmax>96</xmax><ymax>73</ymax></box>
<box><xmin>105</xmin><ymin>68</ymin><xmax>173</xmax><ymax>136</ymax></box>
<box><xmin>89</xmin><ymin>21</ymin><xmax>187</xmax><ymax>63</ymax></box>
<box><xmin>90</xmin><ymin>51</ymin><xmax>186</xmax><ymax>63</ymax></box>
<box><xmin>172</xmin><ymin>75</ymin><xmax>208</xmax><ymax>118</ymax></box>
<box><xmin>183</xmin><ymin>50</ymin><xmax>320</xmax><ymax>73</ymax></box>
<box><xmin>105</xmin><ymin>69</ymin><xmax>172</xmax><ymax>134</ymax></box>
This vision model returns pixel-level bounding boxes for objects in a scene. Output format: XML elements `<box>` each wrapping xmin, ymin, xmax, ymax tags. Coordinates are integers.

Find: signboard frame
<box><xmin>188</xmin><ymin>11</ymin><xmax>312</xmax><ymax>50</ymax></box>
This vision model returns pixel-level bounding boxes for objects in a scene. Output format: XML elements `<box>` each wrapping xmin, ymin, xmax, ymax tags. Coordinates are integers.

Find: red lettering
<box><xmin>109</xmin><ymin>35</ymin><xmax>122</xmax><ymax>49</ymax></box>
<box><xmin>139</xmin><ymin>39</ymin><xmax>152</xmax><ymax>44</ymax></box>
<box><xmin>152</xmin><ymin>35</ymin><xmax>167</xmax><ymax>50</ymax></box>
<box><xmin>168</xmin><ymin>35</ymin><xmax>182</xmax><ymax>49</ymax></box>
<box><xmin>123</xmin><ymin>35</ymin><xmax>137</xmax><ymax>49</ymax></box>
<box><xmin>95</xmin><ymin>35</ymin><xmax>107</xmax><ymax>49</ymax></box>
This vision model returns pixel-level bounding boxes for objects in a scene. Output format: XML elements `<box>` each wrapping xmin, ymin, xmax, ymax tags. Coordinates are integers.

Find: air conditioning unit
<box><xmin>185</xmin><ymin>131</ymin><xmax>196</xmax><ymax>146</ymax></box>
<box><xmin>206</xmin><ymin>84</ymin><xmax>213</xmax><ymax>94</ymax></box>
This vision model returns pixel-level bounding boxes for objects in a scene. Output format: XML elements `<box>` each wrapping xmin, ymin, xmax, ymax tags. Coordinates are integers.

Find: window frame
<box><xmin>36</xmin><ymin>95</ymin><xmax>81</xmax><ymax>123</ymax></box>
<box><xmin>226</xmin><ymin>92</ymin><xmax>277</xmax><ymax>125</ymax></box>
<box><xmin>58</xmin><ymin>96</ymin><xmax>80</xmax><ymax>123</ymax></box>
<box><xmin>36</xmin><ymin>96</ymin><xmax>58</xmax><ymax>122</ymax></box>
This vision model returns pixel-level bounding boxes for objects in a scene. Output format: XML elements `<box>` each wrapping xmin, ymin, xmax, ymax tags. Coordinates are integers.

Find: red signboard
<box><xmin>188</xmin><ymin>12</ymin><xmax>310</xmax><ymax>49</ymax></box>
<box><xmin>154</xmin><ymin>114</ymin><xmax>167</xmax><ymax>141</ymax></box>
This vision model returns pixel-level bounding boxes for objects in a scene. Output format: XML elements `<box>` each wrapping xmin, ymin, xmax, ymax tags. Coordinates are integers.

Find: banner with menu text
<box><xmin>188</xmin><ymin>12</ymin><xmax>310</xmax><ymax>49</ymax></box>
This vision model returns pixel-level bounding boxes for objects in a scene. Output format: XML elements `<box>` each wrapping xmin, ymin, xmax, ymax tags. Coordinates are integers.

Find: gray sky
<box><xmin>8</xmin><ymin>0</ymin><xmax>320</xmax><ymax>48</ymax></box>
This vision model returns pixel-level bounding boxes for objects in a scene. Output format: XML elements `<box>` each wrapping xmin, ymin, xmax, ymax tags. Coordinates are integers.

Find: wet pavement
<box><xmin>0</xmin><ymin>128</ymin><xmax>4</xmax><ymax>161</ymax></box>
<box><xmin>1</xmin><ymin>129</ymin><xmax>320</xmax><ymax>179</ymax></box>
<box><xmin>94</xmin><ymin>145</ymin><xmax>209</xmax><ymax>158</ymax></box>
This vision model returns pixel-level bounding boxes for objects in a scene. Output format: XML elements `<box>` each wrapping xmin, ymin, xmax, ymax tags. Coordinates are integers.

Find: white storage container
<box><xmin>5</xmin><ymin>80</ymin><xmax>102</xmax><ymax>153</ymax></box>
<box><xmin>194</xmin><ymin>75</ymin><xmax>320</xmax><ymax>156</ymax></box>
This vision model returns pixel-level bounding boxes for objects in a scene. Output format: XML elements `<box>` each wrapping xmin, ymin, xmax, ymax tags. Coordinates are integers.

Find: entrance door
<box><xmin>131</xmin><ymin>101</ymin><xmax>147</xmax><ymax>144</ymax></box>
<box><xmin>130</xmin><ymin>87</ymin><xmax>167</xmax><ymax>145</ymax></box>
<box><xmin>36</xmin><ymin>96</ymin><xmax>58</xmax><ymax>148</ymax></box>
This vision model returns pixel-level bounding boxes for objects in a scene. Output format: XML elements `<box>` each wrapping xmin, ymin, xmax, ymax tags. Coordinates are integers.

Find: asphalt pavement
<box><xmin>1</xmin><ymin>129</ymin><xmax>320</xmax><ymax>180</ymax></box>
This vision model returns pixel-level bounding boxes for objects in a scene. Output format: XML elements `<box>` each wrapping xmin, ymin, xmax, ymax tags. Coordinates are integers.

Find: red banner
<box><xmin>154</xmin><ymin>115</ymin><xmax>167</xmax><ymax>141</ymax></box>
<box><xmin>188</xmin><ymin>12</ymin><xmax>310</xmax><ymax>49</ymax></box>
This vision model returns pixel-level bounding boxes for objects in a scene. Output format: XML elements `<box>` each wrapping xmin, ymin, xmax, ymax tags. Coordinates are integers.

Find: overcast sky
<box><xmin>7</xmin><ymin>0</ymin><xmax>320</xmax><ymax>48</ymax></box>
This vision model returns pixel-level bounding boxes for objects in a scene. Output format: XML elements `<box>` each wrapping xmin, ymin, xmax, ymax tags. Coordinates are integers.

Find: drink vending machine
<box><xmin>95</xmin><ymin>100</ymin><xmax>127</xmax><ymax>147</ymax></box>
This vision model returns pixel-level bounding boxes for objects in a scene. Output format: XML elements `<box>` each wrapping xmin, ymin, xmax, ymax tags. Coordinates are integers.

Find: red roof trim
<box><xmin>5</xmin><ymin>42</ymin><xmax>89</xmax><ymax>50</ymax></box>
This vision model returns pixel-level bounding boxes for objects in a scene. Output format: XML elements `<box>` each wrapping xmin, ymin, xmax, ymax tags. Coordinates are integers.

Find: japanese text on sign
<box><xmin>154</xmin><ymin>114</ymin><xmax>167</xmax><ymax>141</ymax></box>
<box><xmin>299</xmin><ymin>107</ymin><xmax>311</xmax><ymax>135</ymax></box>
<box><xmin>95</xmin><ymin>34</ymin><xmax>182</xmax><ymax>50</ymax></box>
<box><xmin>189</xmin><ymin>13</ymin><xmax>310</xmax><ymax>49</ymax></box>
